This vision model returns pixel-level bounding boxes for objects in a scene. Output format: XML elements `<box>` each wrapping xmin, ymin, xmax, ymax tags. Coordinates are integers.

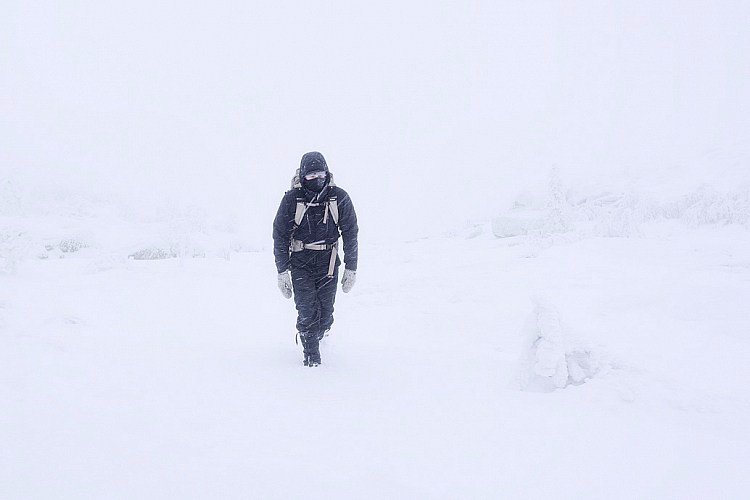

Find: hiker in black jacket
<box><xmin>273</xmin><ymin>152</ymin><xmax>359</xmax><ymax>366</ymax></box>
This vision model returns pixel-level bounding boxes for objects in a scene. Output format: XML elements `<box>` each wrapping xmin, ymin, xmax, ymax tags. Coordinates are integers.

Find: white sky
<box><xmin>2</xmin><ymin>1</ymin><xmax>748</xmax><ymax>237</ymax></box>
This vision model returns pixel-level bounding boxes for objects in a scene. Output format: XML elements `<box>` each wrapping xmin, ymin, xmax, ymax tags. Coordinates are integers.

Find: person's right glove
<box><xmin>277</xmin><ymin>271</ymin><xmax>293</xmax><ymax>299</ymax></box>
<box><xmin>341</xmin><ymin>269</ymin><xmax>357</xmax><ymax>293</ymax></box>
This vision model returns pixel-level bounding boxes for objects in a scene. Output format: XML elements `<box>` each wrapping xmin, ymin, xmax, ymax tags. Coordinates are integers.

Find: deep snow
<box><xmin>2</xmin><ymin>194</ymin><xmax>749</xmax><ymax>497</ymax></box>
<box><xmin>4</xmin><ymin>1</ymin><xmax>750</xmax><ymax>497</ymax></box>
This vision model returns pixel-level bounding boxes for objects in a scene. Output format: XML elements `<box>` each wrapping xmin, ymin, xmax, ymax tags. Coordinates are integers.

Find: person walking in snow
<box><xmin>273</xmin><ymin>152</ymin><xmax>359</xmax><ymax>366</ymax></box>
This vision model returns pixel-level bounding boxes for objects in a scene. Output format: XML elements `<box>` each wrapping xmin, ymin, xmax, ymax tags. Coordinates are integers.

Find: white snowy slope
<box><xmin>2</xmin><ymin>210</ymin><xmax>749</xmax><ymax>498</ymax></box>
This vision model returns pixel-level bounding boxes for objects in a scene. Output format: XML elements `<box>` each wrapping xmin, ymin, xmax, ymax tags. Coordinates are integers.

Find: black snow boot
<box><xmin>300</xmin><ymin>332</ymin><xmax>321</xmax><ymax>367</ymax></box>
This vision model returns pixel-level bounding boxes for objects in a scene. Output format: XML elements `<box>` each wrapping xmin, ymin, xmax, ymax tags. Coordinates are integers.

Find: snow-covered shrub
<box><xmin>543</xmin><ymin>167</ymin><xmax>574</xmax><ymax>235</ymax></box>
<box><xmin>153</xmin><ymin>204</ymin><xmax>210</xmax><ymax>258</ymax></box>
<box><xmin>675</xmin><ymin>185</ymin><xmax>750</xmax><ymax>227</ymax></box>
<box><xmin>0</xmin><ymin>174</ymin><xmax>254</xmax><ymax>261</ymax></box>
<box><xmin>494</xmin><ymin>170</ymin><xmax>749</xmax><ymax>251</ymax></box>
<box><xmin>128</xmin><ymin>247</ymin><xmax>176</xmax><ymax>260</ymax></box>
<box><xmin>59</xmin><ymin>238</ymin><xmax>88</xmax><ymax>253</ymax></box>
<box><xmin>518</xmin><ymin>297</ymin><xmax>599</xmax><ymax>392</ymax></box>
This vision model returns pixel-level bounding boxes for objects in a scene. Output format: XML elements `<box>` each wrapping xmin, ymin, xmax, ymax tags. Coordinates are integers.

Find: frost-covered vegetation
<box><xmin>518</xmin><ymin>296</ymin><xmax>601</xmax><ymax>392</ymax></box>
<box><xmin>0</xmin><ymin>175</ymin><xmax>258</xmax><ymax>271</ymax></box>
<box><xmin>492</xmin><ymin>169</ymin><xmax>749</xmax><ymax>256</ymax></box>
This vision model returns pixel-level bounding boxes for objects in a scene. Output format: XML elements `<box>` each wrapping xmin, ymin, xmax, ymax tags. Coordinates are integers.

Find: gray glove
<box><xmin>341</xmin><ymin>269</ymin><xmax>357</xmax><ymax>293</ymax></box>
<box><xmin>277</xmin><ymin>271</ymin><xmax>293</xmax><ymax>299</ymax></box>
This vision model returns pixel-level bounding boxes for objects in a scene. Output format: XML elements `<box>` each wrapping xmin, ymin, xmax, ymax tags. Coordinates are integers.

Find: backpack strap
<box><xmin>326</xmin><ymin>241</ymin><xmax>338</xmax><ymax>278</ymax></box>
<box><xmin>326</xmin><ymin>196</ymin><xmax>340</xmax><ymax>277</ymax></box>
<box><xmin>297</xmin><ymin>196</ymin><xmax>338</xmax><ymax>227</ymax></box>
<box><xmin>328</xmin><ymin>196</ymin><xmax>339</xmax><ymax>225</ymax></box>
<box><xmin>294</xmin><ymin>199</ymin><xmax>308</xmax><ymax>226</ymax></box>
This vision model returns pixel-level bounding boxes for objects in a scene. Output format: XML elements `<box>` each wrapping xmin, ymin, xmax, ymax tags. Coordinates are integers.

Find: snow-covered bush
<box><xmin>128</xmin><ymin>247</ymin><xmax>176</xmax><ymax>260</ymax></box>
<box><xmin>0</xmin><ymin>175</ymin><xmax>257</xmax><ymax>263</ymax></box>
<box><xmin>543</xmin><ymin>167</ymin><xmax>574</xmax><ymax>235</ymax></box>
<box><xmin>494</xmin><ymin>170</ymin><xmax>750</xmax><ymax>251</ymax></box>
<box><xmin>518</xmin><ymin>297</ymin><xmax>600</xmax><ymax>392</ymax></box>
<box><xmin>59</xmin><ymin>238</ymin><xmax>88</xmax><ymax>253</ymax></box>
<box><xmin>674</xmin><ymin>185</ymin><xmax>750</xmax><ymax>227</ymax></box>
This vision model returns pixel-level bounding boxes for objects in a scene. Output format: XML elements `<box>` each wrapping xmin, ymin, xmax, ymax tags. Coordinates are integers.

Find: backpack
<box><xmin>289</xmin><ymin>168</ymin><xmax>340</xmax><ymax>277</ymax></box>
<box><xmin>290</xmin><ymin>168</ymin><xmax>339</xmax><ymax>228</ymax></box>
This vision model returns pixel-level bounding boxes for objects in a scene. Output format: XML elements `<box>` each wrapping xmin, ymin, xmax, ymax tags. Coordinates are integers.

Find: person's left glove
<box><xmin>277</xmin><ymin>271</ymin><xmax>293</xmax><ymax>299</ymax></box>
<box><xmin>341</xmin><ymin>269</ymin><xmax>357</xmax><ymax>293</ymax></box>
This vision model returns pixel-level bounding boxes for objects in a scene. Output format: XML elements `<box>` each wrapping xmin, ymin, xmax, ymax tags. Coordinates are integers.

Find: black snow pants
<box><xmin>290</xmin><ymin>249</ymin><xmax>340</xmax><ymax>338</ymax></box>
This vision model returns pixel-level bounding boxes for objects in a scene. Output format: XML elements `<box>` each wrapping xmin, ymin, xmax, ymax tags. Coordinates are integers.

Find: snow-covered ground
<box><xmin>2</xmin><ymin>180</ymin><xmax>749</xmax><ymax>498</ymax></box>
<box><xmin>4</xmin><ymin>1</ymin><xmax>749</xmax><ymax>497</ymax></box>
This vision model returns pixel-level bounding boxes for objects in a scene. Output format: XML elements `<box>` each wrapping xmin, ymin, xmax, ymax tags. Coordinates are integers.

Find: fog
<box><xmin>2</xmin><ymin>1</ymin><xmax>748</xmax><ymax>238</ymax></box>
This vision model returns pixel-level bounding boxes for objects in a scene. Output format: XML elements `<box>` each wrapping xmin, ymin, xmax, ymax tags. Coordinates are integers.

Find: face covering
<box><xmin>303</xmin><ymin>172</ymin><xmax>327</xmax><ymax>192</ymax></box>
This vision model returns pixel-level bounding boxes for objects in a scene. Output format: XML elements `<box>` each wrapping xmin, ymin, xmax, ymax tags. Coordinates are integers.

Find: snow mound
<box><xmin>518</xmin><ymin>297</ymin><xmax>600</xmax><ymax>392</ymax></box>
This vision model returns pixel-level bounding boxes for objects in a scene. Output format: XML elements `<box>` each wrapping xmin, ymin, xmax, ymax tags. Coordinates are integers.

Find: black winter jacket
<box><xmin>273</xmin><ymin>184</ymin><xmax>358</xmax><ymax>274</ymax></box>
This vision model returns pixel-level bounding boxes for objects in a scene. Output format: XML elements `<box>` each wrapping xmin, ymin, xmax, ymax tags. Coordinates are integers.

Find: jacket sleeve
<box><xmin>272</xmin><ymin>192</ymin><xmax>295</xmax><ymax>273</ymax></box>
<box><xmin>337</xmin><ymin>189</ymin><xmax>359</xmax><ymax>271</ymax></box>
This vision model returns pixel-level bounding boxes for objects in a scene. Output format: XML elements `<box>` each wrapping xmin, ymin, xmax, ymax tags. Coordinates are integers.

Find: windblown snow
<box><xmin>2</xmin><ymin>170</ymin><xmax>749</xmax><ymax>498</ymax></box>
<box><xmin>3</xmin><ymin>1</ymin><xmax>750</xmax><ymax>496</ymax></box>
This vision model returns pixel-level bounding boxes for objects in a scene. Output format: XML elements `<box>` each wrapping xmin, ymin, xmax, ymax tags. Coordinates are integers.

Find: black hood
<box><xmin>300</xmin><ymin>151</ymin><xmax>329</xmax><ymax>177</ymax></box>
<box><xmin>299</xmin><ymin>151</ymin><xmax>330</xmax><ymax>197</ymax></box>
